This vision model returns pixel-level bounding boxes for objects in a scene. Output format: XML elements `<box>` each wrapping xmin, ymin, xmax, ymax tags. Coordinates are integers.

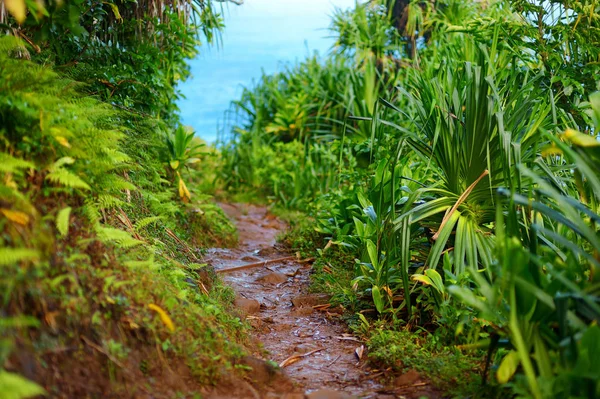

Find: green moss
<box><xmin>366</xmin><ymin>328</ymin><xmax>496</xmax><ymax>397</ymax></box>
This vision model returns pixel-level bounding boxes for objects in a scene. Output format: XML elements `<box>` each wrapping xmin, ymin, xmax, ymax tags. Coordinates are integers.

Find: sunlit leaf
<box><xmin>56</xmin><ymin>207</ymin><xmax>72</xmax><ymax>237</ymax></box>
<box><xmin>496</xmin><ymin>350</ymin><xmax>520</xmax><ymax>384</ymax></box>
<box><xmin>0</xmin><ymin>371</ymin><xmax>46</xmax><ymax>399</ymax></box>
<box><xmin>148</xmin><ymin>303</ymin><xmax>175</xmax><ymax>332</ymax></box>
<box><xmin>0</xmin><ymin>209</ymin><xmax>30</xmax><ymax>225</ymax></box>
<box><xmin>5</xmin><ymin>0</ymin><xmax>26</xmax><ymax>24</ymax></box>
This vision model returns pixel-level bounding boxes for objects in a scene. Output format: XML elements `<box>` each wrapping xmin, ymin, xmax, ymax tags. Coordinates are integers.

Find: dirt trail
<box><xmin>204</xmin><ymin>203</ymin><xmax>386</xmax><ymax>398</ymax></box>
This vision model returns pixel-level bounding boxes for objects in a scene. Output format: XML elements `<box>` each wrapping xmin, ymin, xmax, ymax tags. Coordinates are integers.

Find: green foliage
<box><xmin>364</xmin><ymin>326</ymin><xmax>488</xmax><ymax>396</ymax></box>
<box><xmin>3</xmin><ymin>0</ymin><xmax>224</xmax><ymax>123</ymax></box>
<box><xmin>0</xmin><ymin>35</ymin><xmax>244</xmax><ymax>395</ymax></box>
<box><xmin>0</xmin><ymin>371</ymin><xmax>46</xmax><ymax>399</ymax></box>
<box><xmin>220</xmin><ymin>0</ymin><xmax>600</xmax><ymax>397</ymax></box>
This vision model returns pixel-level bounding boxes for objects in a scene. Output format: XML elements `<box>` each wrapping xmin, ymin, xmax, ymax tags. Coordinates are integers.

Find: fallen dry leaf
<box><xmin>355</xmin><ymin>345</ymin><xmax>365</xmax><ymax>361</ymax></box>
<box><xmin>279</xmin><ymin>348</ymin><xmax>325</xmax><ymax>368</ymax></box>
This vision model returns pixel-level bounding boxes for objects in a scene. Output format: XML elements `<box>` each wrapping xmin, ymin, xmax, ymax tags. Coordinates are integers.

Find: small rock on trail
<box><xmin>234</xmin><ymin>296</ymin><xmax>261</xmax><ymax>316</ymax></box>
<box><xmin>257</xmin><ymin>271</ymin><xmax>289</xmax><ymax>285</ymax></box>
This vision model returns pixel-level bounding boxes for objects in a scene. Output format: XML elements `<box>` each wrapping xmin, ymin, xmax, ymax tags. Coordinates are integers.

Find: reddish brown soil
<box><xmin>206</xmin><ymin>203</ymin><xmax>444</xmax><ymax>399</ymax></box>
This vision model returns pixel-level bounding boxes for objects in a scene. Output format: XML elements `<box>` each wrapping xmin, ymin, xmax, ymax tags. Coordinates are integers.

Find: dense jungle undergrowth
<box><xmin>0</xmin><ymin>1</ymin><xmax>253</xmax><ymax>397</ymax></box>
<box><xmin>1</xmin><ymin>0</ymin><xmax>600</xmax><ymax>398</ymax></box>
<box><xmin>220</xmin><ymin>0</ymin><xmax>600</xmax><ymax>398</ymax></box>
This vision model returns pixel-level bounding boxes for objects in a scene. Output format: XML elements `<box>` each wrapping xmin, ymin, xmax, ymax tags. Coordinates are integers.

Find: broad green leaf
<box><xmin>0</xmin><ymin>371</ymin><xmax>46</xmax><ymax>399</ymax></box>
<box><xmin>425</xmin><ymin>269</ymin><xmax>445</xmax><ymax>294</ymax></box>
<box><xmin>372</xmin><ymin>285</ymin><xmax>384</xmax><ymax>313</ymax></box>
<box><xmin>366</xmin><ymin>240</ymin><xmax>378</xmax><ymax>269</ymax></box>
<box><xmin>412</xmin><ymin>274</ymin><xmax>433</xmax><ymax>286</ymax></box>
<box><xmin>426</xmin><ymin>211</ymin><xmax>461</xmax><ymax>270</ymax></box>
<box><xmin>496</xmin><ymin>350</ymin><xmax>520</xmax><ymax>384</ymax></box>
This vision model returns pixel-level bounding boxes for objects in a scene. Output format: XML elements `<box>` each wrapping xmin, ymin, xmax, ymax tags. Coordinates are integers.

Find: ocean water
<box><xmin>176</xmin><ymin>0</ymin><xmax>356</xmax><ymax>143</ymax></box>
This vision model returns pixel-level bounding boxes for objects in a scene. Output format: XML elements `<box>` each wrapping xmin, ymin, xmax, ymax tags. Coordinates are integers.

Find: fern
<box><xmin>0</xmin><ymin>185</ymin><xmax>35</xmax><ymax>215</ymax></box>
<box><xmin>46</xmin><ymin>158</ymin><xmax>91</xmax><ymax>190</ymax></box>
<box><xmin>56</xmin><ymin>207</ymin><xmax>72</xmax><ymax>237</ymax></box>
<box><xmin>124</xmin><ymin>254</ymin><xmax>158</xmax><ymax>270</ymax></box>
<box><xmin>0</xmin><ymin>154</ymin><xmax>34</xmax><ymax>173</ymax></box>
<box><xmin>46</xmin><ymin>168</ymin><xmax>91</xmax><ymax>191</ymax></box>
<box><xmin>82</xmin><ymin>199</ymin><xmax>101</xmax><ymax>226</ymax></box>
<box><xmin>96</xmin><ymin>226</ymin><xmax>143</xmax><ymax>248</ymax></box>
<box><xmin>0</xmin><ymin>248</ymin><xmax>39</xmax><ymax>266</ymax></box>
<box><xmin>101</xmin><ymin>148</ymin><xmax>131</xmax><ymax>164</ymax></box>
<box><xmin>134</xmin><ymin>216</ymin><xmax>164</xmax><ymax>231</ymax></box>
<box><xmin>96</xmin><ymin>194</ymin><xmax>125</xmax><ymax>210</ymax></box>
<box><xmin>96</xmin><ymin>175</ymin><xmax>137</xmax><ymax>192</ymax></box>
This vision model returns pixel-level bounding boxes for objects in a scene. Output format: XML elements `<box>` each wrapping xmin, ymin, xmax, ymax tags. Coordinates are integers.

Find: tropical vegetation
<box><xmin>1</xmin><ymin>0</ymin><xmax>599</xmax><ymax>397</ymax></box>
<box><xmin>221</xmin><ymin>0</ymin><xmax>600</xmax><ymax>397</ymax></box>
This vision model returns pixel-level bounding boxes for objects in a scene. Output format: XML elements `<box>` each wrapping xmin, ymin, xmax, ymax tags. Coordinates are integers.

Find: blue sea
<box><xmin>176</xmin><ymin>0</ymin><xmax>356</xmax><ymax>143</ymax></box>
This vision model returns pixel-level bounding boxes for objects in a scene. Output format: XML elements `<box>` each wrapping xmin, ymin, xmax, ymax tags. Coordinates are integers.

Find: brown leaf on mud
<box><xmin>279</xmin><ymin>348</ymin><xmax>325</xmax><ymax>368</ymax></box>
<box><xmin>354</xmin><ymin>345</ymin><xmax>365</xmax><ymax>361</ymax></box>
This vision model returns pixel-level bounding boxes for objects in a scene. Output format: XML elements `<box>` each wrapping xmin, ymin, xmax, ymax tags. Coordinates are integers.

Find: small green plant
<box><xmin>165</xmin><ymin>126</ymin><xmax>205</xmax><ymax>202</ymax></box>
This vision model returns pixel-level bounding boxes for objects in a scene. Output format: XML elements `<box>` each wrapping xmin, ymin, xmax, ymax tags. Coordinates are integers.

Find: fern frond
<box><xmin>134</xmin><ymin>216</ymin><xmax>164</xmax><ymax>231</ymax></box>
<box><xmin>56</xmin><ymin>207</ymin><xmax>72</xmax><ymax>237</ymax></box>
<box><xmin>0</xmin><ymin>248</ymin><xmax>39</xmax><ymax>266</ymax></box>
<box><xmin>96</xmin><ymin>175</ymin><xmax>137</xmax><ymax>192</ymax></box>
<box><xmin>0</xmin><ymin>153</ymin><xmax>34</xmax><ymax>173</ymax></box>
<box><xmin>96</xmin><ymin>226</ymin><xmax>143</xmax><ymax>248</ymax></box>
<box><xmin>96</xmin><ymin>194</ymin><xmax>125</xmax><ymax>210</ymax></box>
<box><xmin>51</xmin><ymin>157</ymin><xmax>75</xmax><ymax>169</ymax></box>
<box><xmin>124</xmin><ymin>254</ymin><xmax>157</xmax><ymax>270</ymax></box>
<box><xmin>101</xmin><ymin>148</ymin><xmax>131</xmax><ymax>164</ymax></box>
<box><xmin>82</xmin><ymin>200</ymin><xmax>101</xmax><ymax>226</ymax></box>
<box><xmin>46</xmin><ymin>168</ymin><xmax>91</xmax><ymax>190</ymax></box>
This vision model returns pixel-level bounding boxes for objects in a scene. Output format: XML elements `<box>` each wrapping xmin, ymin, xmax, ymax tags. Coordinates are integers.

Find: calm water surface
<box><xmin>177</xmin><ymin>0</ymin><xmax>355</xmax><ymax>143</ymax></box>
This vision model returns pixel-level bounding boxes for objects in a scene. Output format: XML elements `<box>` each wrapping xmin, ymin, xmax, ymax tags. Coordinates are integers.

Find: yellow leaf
<box><xmin>148</xmin><ymin>303</ymin><xmax>175</xmax><ymax>332</ymax></box>
<box><xmin>5</xmin><ymin>0</ymin><xmax>27</xmax><ymax>23</ymax></box>
<box><xmin>4</xmin><ymin>174</ymin><xmax>18</xmax><ymax>189</ymax></box>
<box><xmin>496</xmin><ymin>350</ymin><xmax>520</xmax><ymax>384</ymax></box>
<box><xmin>541</xmin><ymin>143</ymin><xmax>562</xmax><ymax>157</ymax></box>
<box><xmin>412</xmin><ymin>274</ymin><xmax>433</xmax><ymax>286</ymax></box>
<box><xmin>104</xmin><ymin>2</ymin><xmax>122</xmax><ymax>21</ymax></box>
<box><xmin>1</xmin><ymin>208</ymin><xmax>30</xmax><ymax>225</ymax></box>
<box><xmin>178</xmin><ymin>175</ymin><xmax>191</xmax><ymax>202</ymax></box>
<box><xmin>563</xmin><ymin>128</ymin><xmax>600</xmax><ymax>148</ymax></box>
<box><xmin>170</xmin><ymin>160</ymin><xmax>180</xmax><ymax>170</ymax></box>
<box><xmin>55</xmin><ymin>136</ymin><xmax>71</xmax><ymax>148</ymax></box>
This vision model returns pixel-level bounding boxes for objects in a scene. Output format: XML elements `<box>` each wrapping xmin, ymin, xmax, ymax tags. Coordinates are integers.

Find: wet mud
<box><xmin>204</xmin><ymin>203</ymin><xmax>441</xmax><ymax>399</ymax></box>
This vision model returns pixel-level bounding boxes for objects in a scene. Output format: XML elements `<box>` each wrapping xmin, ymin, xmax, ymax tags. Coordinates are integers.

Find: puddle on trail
<box><xmin>203</xmin><ymin>203</ymin><xmax>386</xmax><ymax>398</ymax></box>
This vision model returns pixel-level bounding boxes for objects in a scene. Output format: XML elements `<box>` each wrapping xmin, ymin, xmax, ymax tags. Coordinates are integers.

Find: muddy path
<box><xmin>203</xmin><ymin>203</ymin><xmax>386</xmax><ymax>398</ymax></box>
